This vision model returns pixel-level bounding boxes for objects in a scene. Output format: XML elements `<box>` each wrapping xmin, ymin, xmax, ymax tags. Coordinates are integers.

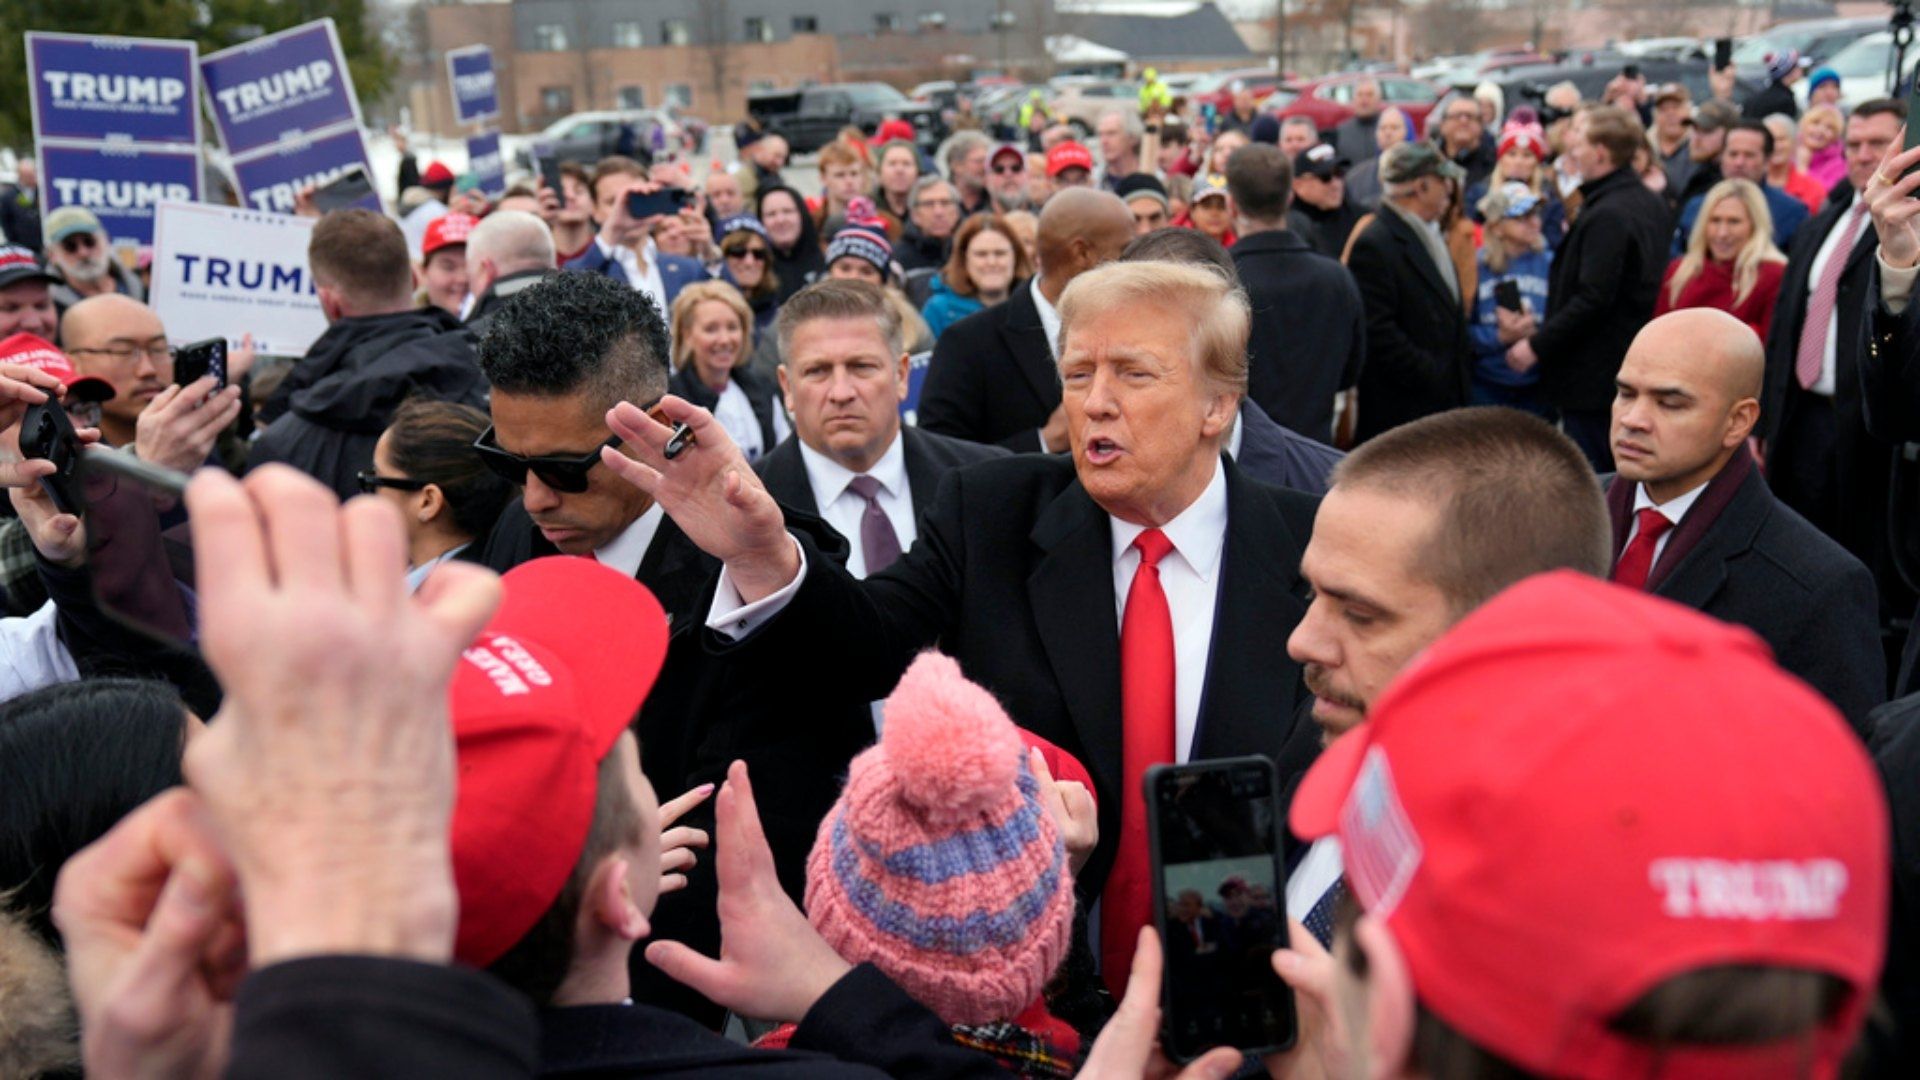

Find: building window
<box><xmin>744</xmin><ymin>17</ymin><xmax>774</xmax><ymax>43</ymax></box>
<box><xmin>611</xmin><ymin>21</ymin><xmax>643</xmax><ymax>48</ymax></box>
<box><xmin>660</xmin><ymin>19</ymin><xmax>690</xmax><ymax>45</ymax></box>
<box><xmin>874</xmin><ymin>13</ymin><xmax>899</xmax><ymax>32</ymax></box>
<box><xmin>791</xmin><ymin>15</ymin><xmax>819</xmax><ymax>34</ymax></box>
<box><xmin>541</xmin><ymin>85</ymin><xmax>574</xmax><ymax>114</ymax></box>
<box><xmin>532</xmin><ymin>23</ymin><xmax>569</xmax><ymax>51</ymax></box>
<box><xmin>665</xmin><ymin>83</ymin><xmax>693</xmax><ymax>109</ymax></box>
<box><xmin>617</xmin><ymin>86</ymin><xmax>646</xmax><ymax>109</ymax></box>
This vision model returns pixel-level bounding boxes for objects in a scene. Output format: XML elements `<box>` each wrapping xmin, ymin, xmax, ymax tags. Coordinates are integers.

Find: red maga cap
<box><xmin>1291</xmin><ymin>571</ymin><xmax>1888</xmax><ymax>1079</ymax></box>
<box><xmin>422</xmin><ymin>161</ymin><xmax>456</xmax><ymax>187</ymax></box>
<box><xmin>449</xmin><ymin>556</ymin><xmax>671</xmax><ymax>968</ymax></box>
<box><xmin>1045</xmin><ymin>140</ymin><xmax>1095</xmax><ymax>178</ymax></box>
<box><xmin>0</xmin><ymin>332</ymin><xmax>115</xmax><ymax>402</ymax></box>
<box><xmin>422</xmin><ymin>212</ymin><xmax>479</xmax><ymax>259</ymax></box>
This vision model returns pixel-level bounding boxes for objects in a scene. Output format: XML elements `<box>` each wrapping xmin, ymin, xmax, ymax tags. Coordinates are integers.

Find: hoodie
<box><xmin>260</xmin><ymin>307</ymin><xmax>463</xmax><ymax>426</ymax></box>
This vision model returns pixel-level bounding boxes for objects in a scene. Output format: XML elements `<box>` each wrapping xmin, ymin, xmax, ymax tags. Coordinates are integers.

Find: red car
<box><xmin>1186</xmin><ymin>67</ymin><xmax>1290</xmax><ymax>117</ymax></box>
<box><xmin>1266</xmin><ymin>72</ymin><xmax>1446</xmax><ymax>137</ymax></box>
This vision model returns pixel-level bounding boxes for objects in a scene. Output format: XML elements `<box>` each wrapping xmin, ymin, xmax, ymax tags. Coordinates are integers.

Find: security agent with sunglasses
<box><xmin>42</xmin><ymin>207</ymin><xmax>144</xmax><ymax>314</ymax></box>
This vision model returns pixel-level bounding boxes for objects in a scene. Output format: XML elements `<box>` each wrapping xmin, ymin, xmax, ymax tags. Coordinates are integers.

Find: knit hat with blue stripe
<box><xmin>804</xmin><ymin>650</ymin><xmax>1074</xmax><ymax>1026</ymax></box>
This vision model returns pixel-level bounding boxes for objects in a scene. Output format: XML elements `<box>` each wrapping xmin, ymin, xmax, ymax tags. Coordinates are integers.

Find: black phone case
<box><xmin>313</xmin><ymin>168</ymin><xmax>372</xmax><ymax>213</ymax></box>
<box><xmin>20</xmin><ymin>401</ymin><xmax>83</xmax><ymax>516</ymax></box>
<box><xmin>173</xmin><ymin>338</ymin><xmax>226</xmax><ymax>390</ymax></box>
<box><xmin>1145</xmin><ymin>756</ymin><xmax>1297</xmax><ymax>1063</ymax></box>
<box><xmin>1496</xmin><ymin>280</ymin><xmax>1524</xmax><ymax>313</ymax></box>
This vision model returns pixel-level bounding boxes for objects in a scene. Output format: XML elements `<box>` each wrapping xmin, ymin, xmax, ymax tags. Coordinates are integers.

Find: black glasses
<box><xmin>472</xmin><ymin>426</ymin><xmax>622</xmax><ymax>493</ymax></box>
<box><xmin>726</xmin><ymin>247</ymin><xmax>769</xmax><ymax>261</ymax></box>
<box><xmin>60</xmin><ymin>233</ymin><xmax>98</xmax><ymax>254</ymax></box>
<box><xmin>357</xmin><ymin>471</ymin><xmax>429</xmax><ymax>496</ymax></box>
<box><xmin>992</xmin><ymin>163</ymin><xmax>1025</xmax><ymax>175</ymax></box>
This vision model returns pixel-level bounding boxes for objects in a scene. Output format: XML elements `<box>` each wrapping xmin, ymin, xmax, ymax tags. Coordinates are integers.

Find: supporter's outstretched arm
<box><xmin>1860</xmin><ymin>135</ymin><xmax>1920</xmax><ymax>442</ymax></box>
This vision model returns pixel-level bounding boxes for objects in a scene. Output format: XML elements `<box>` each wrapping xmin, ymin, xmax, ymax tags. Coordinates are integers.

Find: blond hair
<box><xmin>1056</xmin><ymin>260</ymin><xmax>1249</xmax><ymax>394</ymax></box>
<box><xmin>1669</xmin><ymin>179</ymin><xmax>1786</xmax><ymax>308</ymax></box>
<box><xmin>668</xmin><ymin>281</ymin><xmax>754</xmax><ymax>372</ymax></box>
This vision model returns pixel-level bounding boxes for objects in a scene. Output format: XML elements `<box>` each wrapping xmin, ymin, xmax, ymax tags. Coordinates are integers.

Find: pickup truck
<box><xmin>748</xmin><ymin>83</ymin><xmax>942</xmax><ymax>153</ymax></box>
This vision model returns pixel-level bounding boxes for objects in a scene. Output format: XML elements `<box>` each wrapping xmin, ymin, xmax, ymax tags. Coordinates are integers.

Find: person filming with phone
<box><xmin>564</xmin><ymin>155</ymin><xmax>705</xmax><ymax>319</ymax></box>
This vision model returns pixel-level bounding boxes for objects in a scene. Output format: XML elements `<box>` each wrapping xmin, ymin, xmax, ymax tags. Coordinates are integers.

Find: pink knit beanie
<box><xmin>804</xmin><ymin>650</ymin><xmax>1075</xmax><ymax>1026</ymax></box>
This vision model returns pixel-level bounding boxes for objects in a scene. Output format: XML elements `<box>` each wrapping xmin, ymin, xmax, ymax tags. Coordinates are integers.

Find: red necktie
<box><xmin>1612</xmin><ymin>508</ymin><xmax>1674</xmax><ymax>591</ymax></box>
<box><xmin>1102</xmin><ymin>528</ymin><xmax>1176</xmax><ymax>995</ymax></box>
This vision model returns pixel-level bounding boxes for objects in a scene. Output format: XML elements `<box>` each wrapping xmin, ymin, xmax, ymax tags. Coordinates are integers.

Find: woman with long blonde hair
<box><xmin>1655</xmin><ymin>179</ymin><xmax>1788</xmax><ymax>341</ymax></box>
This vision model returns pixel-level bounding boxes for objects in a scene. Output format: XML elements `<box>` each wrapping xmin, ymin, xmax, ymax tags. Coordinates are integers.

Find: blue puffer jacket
<box><xmin>919</xmin><ymin>273</ymin><xmax>986</xmax><ymax>341</ymax></box>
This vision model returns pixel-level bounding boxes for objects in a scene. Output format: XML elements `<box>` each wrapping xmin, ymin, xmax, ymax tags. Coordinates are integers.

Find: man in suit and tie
<box><xmin>603</xmin><ymin>259</ymin><xmax>1321</xmax><ymax>991</ymax></box>
<box><xmin>1762</xmin><ymin>97</ymin><xmax>1912</xmax><ymax>638</ymax></box>
<box><xmin>1344</xmin><ymin>142</ymin><xmax>1474</xmax><ymax>443</ymax></box>
<box><xmin>1285</xmin><ymin>407</ymin><xmax>1612</xmax><ymax>943</ymax></box>
<box><xmin>563</xmin><ymin>156</ymin><xmax>705</xmax><ymax>320</ymax></box>
<box><xmin>1607</xmin><ymin>309</ymin><xmax>1882</xmax><ymax>731</ymax></box>
<box><xmin>917</xmin><ymin>187</ymin><xmax>1135</xmax><ymax>451</ymax></box>
<box><xmin>756</xmin><ymin>280</ymin><xmax>1007</xmax><ymax>575</ymax></box>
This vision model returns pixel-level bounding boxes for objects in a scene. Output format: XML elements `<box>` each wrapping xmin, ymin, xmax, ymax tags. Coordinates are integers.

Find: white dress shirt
<box><xmin>1803</xmin><ymin>199</ymin><xmax>1870</xmax><ymax>397</ymax></box>
<box><xmin>1029</xmin><ymin>277</ymin><xmax>1065</xmax><ymax>453</ymax></box>
<box><xmin>798</xmin><ymin>434</ymin><xmax>917</xmax><ymax>579</ymax></box>
<box><xmin>1879</xmin><ymin>249</ymin><xmax>1920</xmax><ymax>313</ymax></box>
<box><xmin>1625</xmin><ymin>480</ymin><xmax>1709</xmax><ymax>571</ymax></box>
<box><xmin>598</xmin><ymin>234</ymin><xmax>670</xmax><ymax>320</ymax></box>
<box><xmin>1108</xmin><ymin>460</ymin><xmax>1228</xmax><ymax>763</ymax></box>
<box><xmin>594</xmin><ymin>504</ymin><xmax>666</xmax><ymax>580</ymax></box>
<box><xmin>1285</xmin><ymin>837</ymin><xmax>1345</xmax><ymax>922</ymax></box>
<box><xmin>1225</xmin><ymin>413</ymin><xmax>1244</xmax><ymax>460</ymax></box>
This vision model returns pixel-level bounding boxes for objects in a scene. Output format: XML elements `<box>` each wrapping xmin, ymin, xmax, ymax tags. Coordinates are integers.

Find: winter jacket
<box><xmin>919</xmin><ymin>274</ymin><xmax>986</xmax><ymax>340</ymax></box>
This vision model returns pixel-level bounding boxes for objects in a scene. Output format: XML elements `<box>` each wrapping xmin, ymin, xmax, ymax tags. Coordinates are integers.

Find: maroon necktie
<box><xmin>846</xmin><ymin>475</ymin><xmax>902</xmax><ymax>575</ymax></box>
<box><xmin>1102</xmin><ymin>528</ymin><xmax>1176</xmax><ymax>995</ymax></box>
<box><xmin>1612</xmin><ymin>508</ymin><xmax>1674</xmax><ymax>591</ymax></box>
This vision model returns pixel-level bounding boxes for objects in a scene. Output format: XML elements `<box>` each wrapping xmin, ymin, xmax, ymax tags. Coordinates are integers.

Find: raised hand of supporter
<box><xmin>135</xmin><ymin>376</ymin><xmax>243</xmax><ymax>473</ymax></box>
<box><xmin>599</xmin><ymin>175</ymin><xmax>664</xmax><ymax>248</ymax></box>
<box><xmin>645</xmin><ymin>761</ymin><xmax>855</xmax><ymax>1022</ymax></box>
<box><xmin>1264</xmin><ymin>919</ymin><xmax>1352</xmax><ymax>1080</ymax></box>
<box><xmin>1030</xmin><ymin>747</ymin><xmax>1097</xmax><ymax>876</ymax></box>
<box><xmin>535</xmin><ymin>177</ymin><xmax>563</xmax><ymax>224</ymax></box>
<box><xmin>1866</xmin><ymin>129</ymin><xmax>1920</xmax><ymax>271</ymax></box>
<box><xmin>181</xmin><ymin>465</ymin><xmax>502</xmax><ymax>967</ymax></box>
<box><xmin>657</xmin><ymin>782</ymin><xmax>715</xmax><ymax>895</ymax></box>
<box><xmin>0</xmin><ymin>362</ymin><xmax>62</xmax><ymax>458</ymax></box>
<box><xmin>1494</xmin><ymin>306</ymin><xmax>1535</xmax><ymax>345</ymax></box>
<box><xmin>53</xmin><ymin>788</ymin><xmax>247</xmax><ymax>1080</ymax></box>
<box><xmin>227</xmin><ymin>333</ymin><xmax>259</xmax><ymax>386</ymax></box>
<box><xmin>1708</xmin><ymin>63</ymin><xmax>1736</xmax><ymax>103</ymax></box>
<box><xmin>603</xmin><ymin>396</ymin><xmax>797</xmax><ymax>600</ymax></box>
<box><xmin>0</xmin><ymin>397</ymin><xmax>101</xmax><ymax>566</ymax></box>
<box><xmin>1079</xmin><ymin>927</ymin><xmax>1245</xmax><ymax>1080</ymax></box>
<box><xmin>292</xmin><ymin>184</ymin><xmax>321</xmax><ymax>220</ymax></box>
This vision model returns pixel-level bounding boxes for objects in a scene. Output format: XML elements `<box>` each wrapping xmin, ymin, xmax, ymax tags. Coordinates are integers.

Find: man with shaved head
<box><xmin>462</xmin><ymin>209</ymin><xmax>556</xmax><ymax>337</ymax></box>
<box><xmin>918</xmin><ymin>186</ymin><xmax>1135</xmax><ymax>449</ymax></box>
<box><xmin>1607</xmin><ymin>308</ymin><xmax>1882</xmax><ymax>728</ymax></box>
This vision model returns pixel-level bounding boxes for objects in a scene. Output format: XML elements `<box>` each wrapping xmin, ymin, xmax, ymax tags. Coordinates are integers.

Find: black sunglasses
<box><xmin>357</xmin><ymin>471</ymin><xmax>429</xmax><ymax>496</ymax></box>
<box><xmin>992</xmin><ymin>163</ymin><xmax>1025</xmax><ymax>175</ymax></box>
<box><xmin>726</xmin><ymin>247</ymin><xmax>769</xmax><ymax>261</ymax></box>
<box><xmin>60</xmin><ymin>233</ymin><xmax>98</xmax><ymax>254</ymax></box>
<box><xmin>472</xmin><ymin>426</ymin><xmax>622</xmax><ymax>493</ymax></box>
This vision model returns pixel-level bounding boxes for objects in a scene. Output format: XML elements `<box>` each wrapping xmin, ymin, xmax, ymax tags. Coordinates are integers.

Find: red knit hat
<box><xmin>1497</xmin><ymin>120</ymin><xmax>1548</xmax><ymax>160</ymax></box>
<box><xmin>1292</xmin><ymin>572</ymin><xmax>1887</xmax><ymax>1079</ymax></box>
<box><xmin>448</xmin><ymin>557</ymin><xmax>670</xmax><ymax>967</ymax></box>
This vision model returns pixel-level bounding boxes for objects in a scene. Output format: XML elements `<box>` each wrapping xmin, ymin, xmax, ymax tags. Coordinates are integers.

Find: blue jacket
<box><xmin>1674</xmin><ymin>183</ymin><xmax>1807</xmax><ymax>257</ymax></box>
<box><xmin>564</xmin><ymin>240</ymin><xmax>707</xmax><ymax>310</ymax></box>
<box><xmin>919</xmin><ymin>274</ymin><xmax>986</xmax><ymax>340</ymax></box>
<box><xmin>1470</xmin><ymin>246</ymin><xmax>1553</xmax><ymax>388</ymax></box>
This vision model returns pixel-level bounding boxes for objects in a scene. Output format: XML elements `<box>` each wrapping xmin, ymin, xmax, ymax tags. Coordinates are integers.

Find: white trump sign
<box><xmin>148</xmin><ymin>201</ymin><xmax>328</xmax><ymax>356</ymax></box>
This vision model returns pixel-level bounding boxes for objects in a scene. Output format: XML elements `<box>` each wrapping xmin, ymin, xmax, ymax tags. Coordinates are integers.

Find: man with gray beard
<box><xmin>41</xmin><ymin>207</ymin><xmax>143</xmax><ymax>314</ymax></box>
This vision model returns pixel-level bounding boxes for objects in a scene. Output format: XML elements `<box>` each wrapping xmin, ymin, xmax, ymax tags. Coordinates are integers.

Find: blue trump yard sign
<box><xmin>40</xmin><ymin>143</ymin><xmax>202</xmax><ymax>248</ymax></box>
<box><xmin>27</xmin><ymin>33</ymin><xmax>200</xmax><ymax>147</ymax></box>
<box><xmin>467</xmin><ymin>131</ymin><xmax>505</xmax><ymax>197</ymax></box>
<box><xmin>229</xmin><ymin>123</ymin><xmax>381</xmax><ymax>216</ymax></box>
<box><xmin>446</xmin><ymin>45</ymin><xmax>499</xmax><ymax>125</ymax></box>
<box><xmin>201</xmin><ymin>20</ymin><xmax>359</xmax><ymax>158</ymax></box>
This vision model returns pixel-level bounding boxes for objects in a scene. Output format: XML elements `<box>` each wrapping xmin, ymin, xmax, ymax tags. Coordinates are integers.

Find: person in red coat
<box><xmin>1656</xmin><ymin>178</ymin><xmax>1788</xmax><ymax>341</ymax></box>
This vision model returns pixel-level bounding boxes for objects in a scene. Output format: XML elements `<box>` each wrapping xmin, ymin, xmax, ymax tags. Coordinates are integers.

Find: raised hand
<box><xmin>1866</xmin><ymin>127</ymin><xmax>1920</xmax><ymax>271</ymax></box>
<box><xmin>657</xmin><ymin>782</ymin><xmax>715</xmax><ymax>894</ymax></box>
<box><xmin>134</xmin><ymin>376</ymin><xmax>243</xmax><ymax>473</ymax></box>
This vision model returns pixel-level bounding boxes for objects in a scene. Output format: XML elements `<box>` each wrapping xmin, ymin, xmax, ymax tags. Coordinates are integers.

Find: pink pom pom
<box><xmin>881</xmin><ymin>651</ymin><xmax>1021</xmax><ymax>823</ymax></box>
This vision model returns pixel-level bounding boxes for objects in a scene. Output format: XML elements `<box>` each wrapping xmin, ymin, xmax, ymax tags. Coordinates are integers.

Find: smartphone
<box><xmin>312</xmin><ymin>165</ymin><xmax>374</xmax><ymax>214</ymax></box>
<box><xmin>1495</xmin><ymin>279</ymin><xmax>1524</xmax><ymax>313</ymax></box>
<box><xmin>172</xmin><ymin>337</ymin><xmax>227</xmax><ymax>391</ymax></box>
<box><xmin>1147</xmin><ymin>756</ymin><xmax>1296</xmax><ymax>1062</ymax></box>
<box><xmin>1713</xmin><ymin>38</ymin><xmax>1733</xmax><ymax>72</ymax></box>
<box><xmin>626</xmin><ymin>186</ymin><xmax>690</xmax><ymax>219</ymax></box>
<box><xmin>1621</xmin><ymin>63</ymin><xmax>1642</xmax><ymax>81</ymax></box>
<box><xmin>18</xmin><ymin>400</ymin><xmax>84</xmax><ymax>516</ymax></box>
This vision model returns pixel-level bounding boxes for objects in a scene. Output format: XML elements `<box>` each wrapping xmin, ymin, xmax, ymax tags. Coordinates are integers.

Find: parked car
<box><xmin>748</xmin><ymin>83</ymin><xmax>942</xmax><ymax>154</ymax></box>
<box><xmin>1047</xmin><ymin>80</ymin><xmax>1139</xmax><ymax>137</ymax></box>
<box><xmin>1266</xmin><ymin>72</ymin><xmax>1445</xmax><ymax>135</ymax></box>
<box><xmin>1733</xmin><ymin>16</ymin><xmax>1884</xmax><ymax>82</ymax></box>
<box><xmin>1492</xmin><ymin>53</ymin><xmax>1761</xmax><ymax>123</ymax></box>
<box><xmin>1812</xmin><ymin>31</ymin><xmax>1899</xmax><ymax>109</ymax></box>
<box><xmin>1185</xmin><ymin>66</ymin><xmax>1288</xmax><ymax>116</ymax></box>
<box><xmin>518</xmin><ymin>110</ymin><xmax>682</xmax><ymax>170</ymax></box>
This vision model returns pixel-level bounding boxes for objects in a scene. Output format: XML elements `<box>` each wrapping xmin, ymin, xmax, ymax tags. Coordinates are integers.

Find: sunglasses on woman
<box><xmin>356</xmin><ymin>471</ymin><xmax>429</xmax><ymax>496</ymax></box>
<box><xmin>472</xmin><ymin>427</ymin><xmax>623</xmax><ymax>493</ymax></box>
<box><xmin>726</xmin><ymin>246</ymin><xmax>770</xmax><ymax>262</ymax></box>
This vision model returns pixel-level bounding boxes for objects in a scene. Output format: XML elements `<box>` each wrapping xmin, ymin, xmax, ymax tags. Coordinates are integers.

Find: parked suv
<box><xmin>749</xmin><ymin>83</ymin><xmax>942</xmax><ymax>153</ymax></box>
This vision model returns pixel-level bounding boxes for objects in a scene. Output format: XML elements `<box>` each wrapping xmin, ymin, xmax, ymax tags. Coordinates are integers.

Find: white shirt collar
<box><xmin>593</xmin><ymin>503</ymin><xmax>665</xmax><ymax>579</ymax></box>
<box><xmin>797</xmin><ymin>428</ymin><xmax>908</xmax><ymax>506</ymax></box>
<box><xmin>1031</xmin><ymin>276</ymin><xmax>1062</xmax><ymax>360</ymax></box>
<box><xmin>1632</xmin><ymin>479</ymin><xmax>1710</xmax><ymax>527</ymax></box>
<box><xmin>1225</xmin><ymin>412</ymin><xmax>1244</xmax><ymax>460</ymax></box>
<box><xmin>1108</xmin><ymin>457</ymin><xmax>1229</xmax><ymax>583</ymax></box>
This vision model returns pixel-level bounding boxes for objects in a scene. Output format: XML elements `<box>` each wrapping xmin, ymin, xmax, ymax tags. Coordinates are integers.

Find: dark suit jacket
<box><xmin>563</xmin><ymin>242</ymin><xmax>706</xmax><ymax>310</ymax></box>
<box><xmin>477</xmin><ymin>500</ymin><xmax>716</xmax><ymax>628</ymax></box>
<box><xmin>1230</xmin><ymin>228</ymin><xmax>1366</xmax><ymax>445</ymax></box>
<box><xmin>756</xmin><ymin>425</ymin><xmax>1010</xmax><ymax>524</ymax></box>
<box><xmin>1865</xmin><ymin>693</ymin><xmax>1920</xmax><ymax>1073</ymax></box>
<box><xmin>1345</xmin><ymin>206</ymin><xmax>1473</xmax><ymax>442</ymax></box>
<box><xmin>709</xmin><ymin>453</ymin><xmax>1324</xmax><ymax>901</ymax></box>
<box><xmin>917</xmin><ymin>282</ymin><xmax>1057</xmax><ymax>450</ymax></box>
<box><xmin>1233</xmin><ymin>398</ymin><xmax>1343</xmax><ymax>495</ymax></box>
<box><xmin>1606</xmin><ymin>453</ymin><xmax>1884</xmax><ymax>733</ymax></box>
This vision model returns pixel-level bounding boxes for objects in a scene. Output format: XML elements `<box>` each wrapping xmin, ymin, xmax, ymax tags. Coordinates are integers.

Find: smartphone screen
<box><xmin>172</xmin><ymin>338</ymin><xmax>227</xmax><ymax>390</ymax></box>
<box><xmin>1905</xmin><ymin>69</ymin><xmax>1920</xmax><ymax>169</ymax></box>
<box><xmin>626</xmin><ymin>186</ymin><xmax>689</xmax><ymax>219</ymax></box>
<box><xmin>1714</xmin><ymin>38</ymin><xmax>1733</xmax><ymax>71</ymax></box>
<box><xmin>1148</xmin><ymin>757</ymin><xmax>1296</xmax><ymax>1062</ymax></box>
<box><xmin>311</xmin><ymin>166</ymin><xmax>374</xmax><ymax>214</ymax></box>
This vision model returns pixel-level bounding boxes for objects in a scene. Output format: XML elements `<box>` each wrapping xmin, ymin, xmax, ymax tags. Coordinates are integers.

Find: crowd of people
<box><xmin>0</xmin><ymin>44</ymin><xmax>1915</xmax><ymax>1080</ymax></box>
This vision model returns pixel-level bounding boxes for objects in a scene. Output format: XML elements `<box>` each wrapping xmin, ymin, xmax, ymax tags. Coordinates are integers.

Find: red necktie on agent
<box><xmin>1612</xmin><ymin>508</ymin><xmax>1674</xmax><ymax>591</ymax></box>
<box><xmin>1101</xmin><ymin>528</ymin><xmax>1177</xmax><ymax>996</ymax></box>
<box><xmin>1795</xmin><ymin>203</ymin><xmax>1868</xmax><ymax>390</ymax></box>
